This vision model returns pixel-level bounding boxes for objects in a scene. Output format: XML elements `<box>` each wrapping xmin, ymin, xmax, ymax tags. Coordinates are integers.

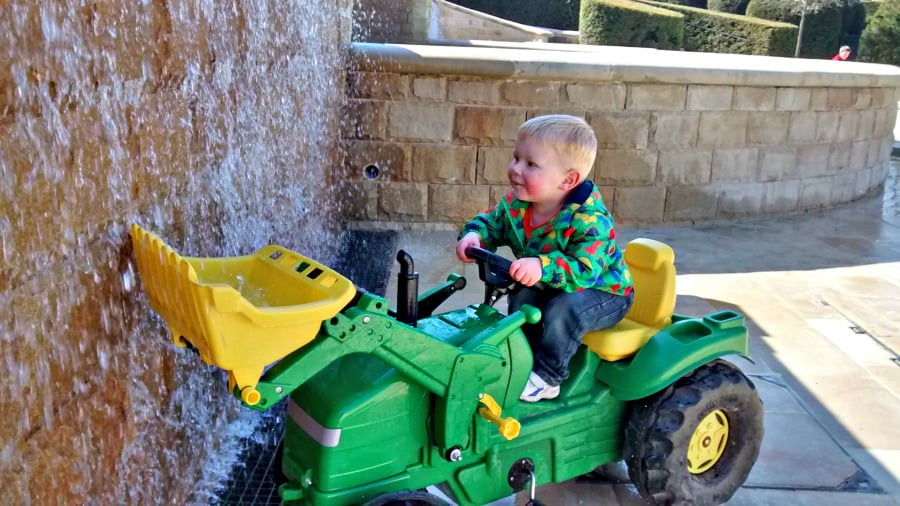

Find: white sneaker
<box><xmin>520</xmin><ymin>371</ymin><xmax>560</xmax><ymax>402</ymax></box>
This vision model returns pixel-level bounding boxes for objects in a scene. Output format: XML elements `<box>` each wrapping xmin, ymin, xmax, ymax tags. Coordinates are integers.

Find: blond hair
<box><xmin>517</xmin><ymin>114</ymin><xmax>597</xmax><ymax>180</ymax></box>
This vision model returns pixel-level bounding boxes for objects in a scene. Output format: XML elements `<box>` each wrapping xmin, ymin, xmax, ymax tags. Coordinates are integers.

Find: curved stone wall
<box><xmin>342</xmin><ymin>42</ymin><xmax>900</xmax><ymax>226</ymax></box>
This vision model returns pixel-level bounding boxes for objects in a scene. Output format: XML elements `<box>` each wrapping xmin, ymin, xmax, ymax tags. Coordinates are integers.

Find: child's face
<box><xmin>508</xmin><ymin>136</ymin><xmax>573</xmax><ymax>206</ymax></box>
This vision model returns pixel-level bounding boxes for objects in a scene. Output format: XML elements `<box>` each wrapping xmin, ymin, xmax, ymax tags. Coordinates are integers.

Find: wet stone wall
<box><xmin>0</xmin><ymin>1</ymin><xmax>351</xmax><ymax>503</ymax></box>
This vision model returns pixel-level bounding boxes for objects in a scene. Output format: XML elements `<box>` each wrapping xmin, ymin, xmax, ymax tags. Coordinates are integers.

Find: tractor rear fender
<box><xmin>596</xmin><ymin>311</ymin><xmax>751</xmax><ymax>401</ymax></box>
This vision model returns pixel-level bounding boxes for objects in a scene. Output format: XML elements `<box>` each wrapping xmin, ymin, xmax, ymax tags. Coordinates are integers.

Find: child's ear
<box><xmin>561</xmin><ymin>169</ymin><xmax>581</xmax><ymax>190</ymax></box>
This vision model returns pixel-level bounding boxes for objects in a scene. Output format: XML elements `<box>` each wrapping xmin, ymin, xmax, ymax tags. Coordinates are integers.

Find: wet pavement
<box><xmin>379</xmin><ymin>159</ymin><xmax>900</xmax><ymax>506</ymax></box>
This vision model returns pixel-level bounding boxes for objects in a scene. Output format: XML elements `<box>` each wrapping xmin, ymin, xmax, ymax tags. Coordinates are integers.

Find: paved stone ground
<box><xmin>383</xmin><ymin>160</ymin><xmax>900</xmax><ymax>506</ymax></box>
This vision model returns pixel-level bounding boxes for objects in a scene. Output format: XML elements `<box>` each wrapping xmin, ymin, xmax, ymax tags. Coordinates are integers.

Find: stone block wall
<box><xmin>342</xmin><ymin>44</ymin><xmax>899</xmax><ymax>227</ymax></box>
<box><xmin>0</xmin><ymin>1</ymin><xmax>351</xmax><ymax>503</ymax></box>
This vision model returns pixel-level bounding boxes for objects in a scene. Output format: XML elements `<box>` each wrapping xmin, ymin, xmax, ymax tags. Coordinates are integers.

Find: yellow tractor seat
<box><xmin>582</xmin><ymin>238</ymin><xmax>676</xmax><ymax>362</ymax></box>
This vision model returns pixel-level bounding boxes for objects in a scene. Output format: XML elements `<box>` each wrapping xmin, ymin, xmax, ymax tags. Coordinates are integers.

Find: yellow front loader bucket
<box><xmin>130</xmin><ymin>224</ymin><xmax>355</xmax><ymax>404</ymax></box>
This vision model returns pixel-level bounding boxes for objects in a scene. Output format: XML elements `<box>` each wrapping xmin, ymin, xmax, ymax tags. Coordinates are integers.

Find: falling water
<box><xmin>0</xmin><ymin>0</ymin><xmax>352</xmax><ymax>503</ymax></box>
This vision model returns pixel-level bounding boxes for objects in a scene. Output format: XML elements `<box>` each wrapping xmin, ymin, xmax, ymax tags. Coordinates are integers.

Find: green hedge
<box><xmin>453</xmin><ymin>0</ymin><xmax>581</xmax><ymax>30</ymax></box>
<box><xmin>859</xmin><ymin>0</ymin><xmax>900</xmax><ymax>65</ymax></box>
<box><xmin>839</xmin><ymin>2</ymin><xmax>869</xmax><ymax>52</ymax></box>
<box><xmin>743</xmin><ymin>0</ymin><xmax>787</xmax><ymax>20</ymax></box>
<box><xmin>707</xmin><ymin>0</ymin><xmax>750</xmax><ymax>15</ymax></box>
<box><xmin>638</xmin><ymin>0</ymin><xmax>798</xmax><ymax>55</ymax></box>
<box><xmin>841</xmin><ymin>2</ymin><xmax>868</xmax><ymax>36</ymax></box>
<box><xmin>745</xmin><ymin>0</ymin><xmax>844</xmax><ymax>58</ymax></box>
<box><xmin>580</xmin><ymin>0</ymin><xmax>684</xmax><ymax>49</ymax></box>
<box><xmin>863</xmin><ymin>0</ymin><xmax>882</xmax><ymax>22</ymax></box>
<box><xmin>801</xmin><ymin>6</ymin><xmax>844</xmax><ymax>58</ymax></box>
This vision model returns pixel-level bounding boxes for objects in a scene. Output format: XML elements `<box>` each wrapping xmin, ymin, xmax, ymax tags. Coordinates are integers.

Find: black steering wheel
<box><xmin>465</xmin><ymin>247</ymin><xmax>546</xmax><ymax>306</ymax></box>
<box><xmin>465</xmin><ymin>247</ymin><xmax>514</xmax><ymax>290</ymax></box>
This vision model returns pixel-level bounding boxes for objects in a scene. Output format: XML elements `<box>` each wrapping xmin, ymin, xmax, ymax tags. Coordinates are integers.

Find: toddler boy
<box><xmin>456</xmin><ymin>114</ymin><xmax>633</xmax><ymax>402</ymax></box>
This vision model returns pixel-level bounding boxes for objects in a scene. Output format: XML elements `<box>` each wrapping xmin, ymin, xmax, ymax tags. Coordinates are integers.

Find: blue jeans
<box><xmin>509</xmin><ymin>287</ymin><xmax>634</xmax><ymax>386</ymax></box>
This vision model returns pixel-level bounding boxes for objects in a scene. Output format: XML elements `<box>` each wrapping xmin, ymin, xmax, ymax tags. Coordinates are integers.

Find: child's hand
<box><xmin>456</xmin><ymin>232</ymin><xmax>481</xmax><ymax>263</ymax></box>
<box><xmin>510</xmin><ymin>257</ymin><xmax>542</xmax><ymax>286</ymax></box>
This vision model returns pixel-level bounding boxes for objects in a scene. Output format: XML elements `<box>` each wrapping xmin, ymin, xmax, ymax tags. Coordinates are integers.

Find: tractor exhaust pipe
<box><xmin>396</xmin><ymin>250</ymin><xmax>418</xmax><ymax>326</ymax></box>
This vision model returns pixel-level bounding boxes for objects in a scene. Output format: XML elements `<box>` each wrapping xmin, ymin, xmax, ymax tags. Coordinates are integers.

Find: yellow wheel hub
<box><xmin>687</xmin><ymin>409</ymin><xmax>729</xmax><ymax>474</ymax></box>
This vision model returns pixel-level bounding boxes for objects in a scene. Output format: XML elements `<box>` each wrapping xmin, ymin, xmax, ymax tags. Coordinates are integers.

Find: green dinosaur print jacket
<box><xmin>461</xmin><ymin>181</ymin><xmax>633</xmax><ymax>296</ymax></box>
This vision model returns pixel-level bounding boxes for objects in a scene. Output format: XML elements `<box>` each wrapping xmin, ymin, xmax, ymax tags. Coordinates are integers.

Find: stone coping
<box><xmin>350</xmin><ymin>42</ymin><xmax>900</xmax><ymax>88</ymax></box>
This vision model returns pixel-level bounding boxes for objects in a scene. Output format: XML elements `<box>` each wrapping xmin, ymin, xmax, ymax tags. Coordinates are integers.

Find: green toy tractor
<box><xmin>130</xmin><ymin>224</ymin><xmax>763</xmax><ymax>506</ymax></box>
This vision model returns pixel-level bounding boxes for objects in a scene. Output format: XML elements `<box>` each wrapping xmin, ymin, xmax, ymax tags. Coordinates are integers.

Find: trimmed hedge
<box><xmin>742</xmin><ymin>0</ymin><xmax>786</xmax><ymax>19</ymax></box>
<box><xmin>708</xmin><ymin>0</ymin><xmax>750</xmax><ymax>15</ymax></box>
<box><xmin>799</xmin><ymin>6</ymin><xmax>844</xmax><ymax>58</ymax></box>
<box><xmin>638</xmin><ymin>0</ymin><xmax>798</xmax><ymax>55</ymax></box>
<box><xmin>841</xmin><ymin>2</ymin><xmax>868</xmax><ymax>36</ymax></box>
<box><xmin>859</xmin><ymin>0</ymin><xmax>900</xmax><ymax>65</ymax></box>
<box><xmin>580</xmin><ymin>0</ymin><xmax>685</xmax><ymax>49</ymax></box>
<box><xmin>839</xmin><ymin>2</ymin><xmax>868</xmax><ymax>52</ymax></box>
<box><xmin>863</xmin><ymin>0</ymin><xmax>882</xmax><ymax>22</ymax></box>
<box><xmin>453</xmin><ymin>0</ymin><xmax>581</xmax><ymax>30</ymax></box>
<box><xmin>745</xmin><ymin>0</ymin><xmax>845</xmax><ymax>58</ymax></box>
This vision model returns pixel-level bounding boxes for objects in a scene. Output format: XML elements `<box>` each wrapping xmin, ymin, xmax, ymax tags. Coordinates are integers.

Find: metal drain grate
<box><xmin>838</xmin><ymin>469</ymin><xmax>884</xmax><ymax>494</ymax></box>
<box><xmin>212</xmin><ymin>404</ymin><xmax>286</xmax><ymax>505</ymax></box>
<box><xmin>883</xmin><ymin>158</ymin><xmax>898</xmax><ymax>217</ymax></box>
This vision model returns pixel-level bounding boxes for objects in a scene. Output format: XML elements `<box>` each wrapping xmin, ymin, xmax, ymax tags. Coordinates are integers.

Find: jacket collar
<box><xmin>508</xmin><ymin>180</ymin><xmax>595</xmax><ymax>214</ymax></box>
<box><xmin>565</xmin><ymin>180</ymin><xmax>594</xmax><ymax>207</ymax></box>
<box><xmin>504</xmin><ymin>181</ymin><xmax>598</xmax><ymax>248</ymax></box>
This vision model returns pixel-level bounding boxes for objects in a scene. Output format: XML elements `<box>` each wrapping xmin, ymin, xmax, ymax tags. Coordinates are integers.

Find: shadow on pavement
<box><xmin>678</xmin><ymin>295</ymin><xmax>893</xmax><ymax>497</ymax></box>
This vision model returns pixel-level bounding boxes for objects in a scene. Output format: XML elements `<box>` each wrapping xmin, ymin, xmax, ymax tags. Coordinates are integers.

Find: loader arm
<box><xmin>247</xmin><ymin>292</ymin><xmax>539</xmax><ymax>454</ymax></box>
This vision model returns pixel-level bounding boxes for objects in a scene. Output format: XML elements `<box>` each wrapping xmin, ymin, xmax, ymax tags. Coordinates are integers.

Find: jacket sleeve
<box><xmin>538</xmin><ymin>211</ymin><xmax>618</xmax><ymax>290</ymax></box>
<box><xmin>458</xmin><ymin>198</ymin><xmax>509</xmax><ymax>252</ymax></box>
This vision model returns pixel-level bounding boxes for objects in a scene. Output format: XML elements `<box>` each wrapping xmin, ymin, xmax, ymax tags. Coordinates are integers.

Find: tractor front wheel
<box><xmin>624</xmin><ymin>360</ymin><xmax>764</xmax><ymax>505</ymax></box>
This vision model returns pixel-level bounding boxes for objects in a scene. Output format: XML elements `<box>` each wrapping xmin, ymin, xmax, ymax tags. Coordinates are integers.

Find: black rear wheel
<box><xmin>624</xmin><ymin>360</ymin><xmax>764</xmax><ymax>505</ymax></box>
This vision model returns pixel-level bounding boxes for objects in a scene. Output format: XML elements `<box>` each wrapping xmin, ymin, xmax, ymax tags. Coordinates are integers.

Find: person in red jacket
<box><xmin>832</xmin><ymin>46</ymin><xmax>852</xmax><ymax>61</ymax></box>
